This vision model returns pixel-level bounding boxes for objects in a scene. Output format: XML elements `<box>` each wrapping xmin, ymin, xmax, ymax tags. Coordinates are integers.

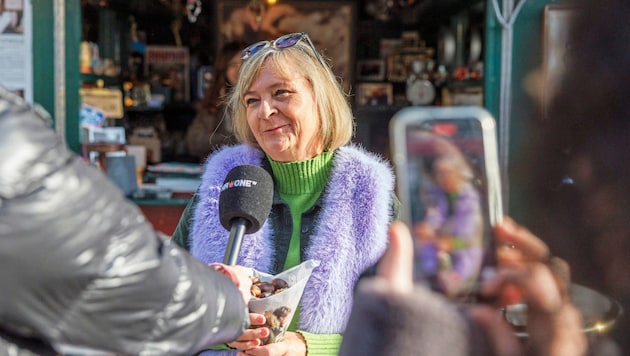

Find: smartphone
<box><xmin>389</xmin><ymin>106</ymin><xmax>503</xmax><ymax>300</ymax></box>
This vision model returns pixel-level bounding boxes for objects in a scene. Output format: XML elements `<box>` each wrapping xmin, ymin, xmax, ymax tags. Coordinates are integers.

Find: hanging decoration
<box><xmin>364</xmin><ymin>0</ymin><xmax>421</xmax><ymax>22</ymax></box>
<box><xmin>247</xmin><ymin>0</ymin><xmax>267</xmax><ymax>31</ymax></box>
<box><xmin>490</xmin><ymin>0</ymin><xmax>527</xmax><ymax>210</ymax></box>
<box><xmin>187</xmin><ymin>0</ymin><xmax>202</xmax><ymax>23</ymax></box>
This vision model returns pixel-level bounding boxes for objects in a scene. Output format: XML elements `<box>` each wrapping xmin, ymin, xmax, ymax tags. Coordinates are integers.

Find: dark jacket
<box><xmin>0</xmin><ymin>88</ymin><xmax>249</xmax><ymax>356</ymax></box>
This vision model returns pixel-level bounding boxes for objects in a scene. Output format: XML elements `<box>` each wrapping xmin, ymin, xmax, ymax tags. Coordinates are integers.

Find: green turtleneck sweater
<box><xmin>267</xmin><ymin>152</ymin><xmax>342</xmax><ymax>356</ymax></box>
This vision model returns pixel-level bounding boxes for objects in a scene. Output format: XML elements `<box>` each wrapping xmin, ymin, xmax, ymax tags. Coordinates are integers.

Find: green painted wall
<box><xmin>32</xmin><ymin>0</ymin><xmax>54</xmax><ymax>117</ymax></box>
<box><xmin>484</xmin><ymin>0</ymin><xmax>574</xmax><ymax>221</ymax></box>
<box><xmin>32</xmin><ymin>0</ymin><xmax>81</xmax><ymax>153</ymax></box>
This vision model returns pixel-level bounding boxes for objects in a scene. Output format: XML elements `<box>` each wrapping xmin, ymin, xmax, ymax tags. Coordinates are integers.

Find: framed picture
<box><xmin>356</xmin><ymin>82</ymin><xmax>393</xmax><ymax>107</ymax></box>
<box><xmin>387</xmin><ymin>52</ymin><xmax>432</xmax><ymax>82</ymax></box>
<box><xmin>379</xmin><ymin>38</ymin><xmax>402</xmax><ymax>59</ymax></box>
<box><xmin>144</xmin><ymin>46</ymin><xmax>190</xmax><ymax>102</ymax></box>
<box><xmin>4</xmin><ymin>0</ymin><xmax>24</xmax><ymax>11</ymax></box>
<box><xmin>400</xmin><ymin>31</ymin><xmax>420</xmax><ymax>50</ymax></box>
<box><xmin>216</xmin><ymin>1</ymin><xmax>357</xmax><ymax>90</ymax></box>
<box><xmin>195</xmin><ymin>65</ymin><xmax>213</xmax><ymax>100</ymax></box>
<box><xmin>356</xmin><ymin>59</ymin><xmax>386</xmax><ymax>81</ymax></box>
<box><xmin>542</xmin><ymin>4</ymin><xmax>579</xmax><ymax>120</ymax></box>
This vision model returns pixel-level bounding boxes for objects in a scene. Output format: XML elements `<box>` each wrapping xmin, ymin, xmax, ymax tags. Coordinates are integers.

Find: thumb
<box><xmin>376</xmin><ymin>221</ymin><xmax>414</xmax><ymax>294</ymax></box>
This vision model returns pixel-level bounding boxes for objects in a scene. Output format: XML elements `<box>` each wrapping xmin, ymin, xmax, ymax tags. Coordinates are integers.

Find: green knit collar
<box><xmin>267</xmin><ymin>152</ymin><xmax>333</xmax><ymax>195</ymax></box>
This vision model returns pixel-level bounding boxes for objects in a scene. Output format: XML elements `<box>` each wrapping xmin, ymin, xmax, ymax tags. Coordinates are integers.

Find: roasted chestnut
<box><xmin>271</xmin><ymin>278</ymin><xmax>289</xmax><ymax>289</ymax></box>
<box><xmin>249</xmin><ymin>277</ymin><xmax>291</xmax><ymax>298</ymax></box>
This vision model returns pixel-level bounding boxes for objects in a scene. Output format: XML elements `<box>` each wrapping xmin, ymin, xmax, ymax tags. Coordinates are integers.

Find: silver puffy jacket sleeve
<box><xmin>0</xmin><ymin>89</ymin><xmax>249</xmax><ymax>355</ymax></box>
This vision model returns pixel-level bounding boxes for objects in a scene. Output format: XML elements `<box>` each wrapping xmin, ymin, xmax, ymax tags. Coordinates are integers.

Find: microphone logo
<box><xmin>219</xmin><ymin>165</ymin><xmax>274</xmax><ymax>265</ymax></box>
<box><xmin>221</xmin><ymin>179</ymin><xmax>259</xmax><ymax>191</ymax></box>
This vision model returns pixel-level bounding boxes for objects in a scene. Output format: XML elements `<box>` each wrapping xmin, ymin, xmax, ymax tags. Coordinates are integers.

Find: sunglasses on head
<box><xmin>240</xmin><ymin>32</ymin><xmax>327</xmax><ymax>68</ymax></box>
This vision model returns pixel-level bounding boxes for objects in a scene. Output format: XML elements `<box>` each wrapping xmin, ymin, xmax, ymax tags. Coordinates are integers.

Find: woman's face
<box><xmin>225</xmin><ymin>53</ymin><xmax>242</xmax><ymax>86</ymax></box>
<box><xmin>434</xmin><ymin>159</ymin><xmax>461</xmax><ymax>193</ymax></box>
<box><xmin>243</xmin><ymin>60</ymin><xmax>323</xmax><ymax>162</ymax></box>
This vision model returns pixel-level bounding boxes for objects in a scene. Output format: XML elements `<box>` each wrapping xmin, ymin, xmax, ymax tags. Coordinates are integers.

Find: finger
<box><xmin>482</xmin><ymin>263</ymin><xmax>563</xmax><ymax>313</ymax></box>
<box><xmin>226</xmin><ymin>327</ymin><xmax>269</xmax><ymax>350</ymax></box>
<box><xmin>376</xmin><ymin>221</ymin><xmax>414</xmax><ymax>294</ymax></box>
<box><xmin>526</xmin><ymin>301</ymin><xmax>587</xmax><ymax>356</ymax></box>
<box><xmin>547</xmin><ymin>256</ymin><xmax>571</xmax><ymax>296</ymax></box>
<box><xmin>249</xmin><ymin>313</ymin><xmax>266</xmax><ymax>327</ymax></box>
<box><xmin>494</xmin><ymin>217</ymin><xmax>549</xmax><ymax>262</ymax></box>
<box><xmin>243</xmin><ymin>344</ymin><xmax>273</xmax><ymax>356</ymax></box>
<box><xmin>521</xmin><ymin>263</ymin><xmax>565</xmax><ymax>313</ymax></box>
<box><xmin>209</xmin><ymin>263</ymin><xmax>240</xmax><ymax>286</ymax></box>
<box><xmin>227</xmin><ymin>339</ymin><xmax>260</xmax><ymax>351</ymax></box>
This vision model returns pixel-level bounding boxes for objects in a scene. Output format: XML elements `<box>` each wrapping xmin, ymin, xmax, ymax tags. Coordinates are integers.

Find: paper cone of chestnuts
<box><xmin>248</xmin><ymin>259</ymin><xmax>320</xmax><ymax>344</ymax></box>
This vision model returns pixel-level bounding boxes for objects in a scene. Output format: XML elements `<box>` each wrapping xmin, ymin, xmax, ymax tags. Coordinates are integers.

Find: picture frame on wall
<box><xmin>400</xmin><ymin>31</ymin><xmax>420</xmax><ymax>50</ymax></box>
<box><xmin>144</xmin><ymin>46</ymin><xmax>190</xmax><ymax>102</ymax></box>
<box><xmin>542</xmin><ymin>4</ymin><xmax>579</xmax><ymax>120</ymax></box>
<box><xmin>216</xmin><ymin>1</ymin><xmax>357</xmax><ymax>90</ymax></box>
<box><xmin>387</xmin><ymin>52</ymin><xmax>432</xmax><ymax>82</ymax></box>
<box><xmin>356</xmin><ymin>82</ymin><xmax>393</xmax><ymax>107</ymax></box>
<box><xmin>379</xmin><ymin>38</ymin><xmax>402</xmax><ymax>59</ymax></box>
<box><xmin>356</xmin><ymin>59</ymin><xmax>386</xmax><ymax>81</ymax></box>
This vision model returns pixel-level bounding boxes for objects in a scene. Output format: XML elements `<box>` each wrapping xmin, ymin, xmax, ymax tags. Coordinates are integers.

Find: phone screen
<box><xmin>390</xmin><ymin>107</ymin><xmax>502</xmax><ymax>299</ymax></box>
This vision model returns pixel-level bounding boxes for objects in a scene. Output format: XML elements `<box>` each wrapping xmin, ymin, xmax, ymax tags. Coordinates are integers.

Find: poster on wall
<box><xmin>144</xmin><ymin>46</ymin><xmax>190</xmax><ymax>103</ymax></box>
<box><xmin>0</xmin><ymin>0</ymin><xmax>32</xmax><ymax>101</ymax></box>
<box><xmin>216</xmin><ymin>1</ymin><xmax>356</xmax><ymax>90</ymax></box>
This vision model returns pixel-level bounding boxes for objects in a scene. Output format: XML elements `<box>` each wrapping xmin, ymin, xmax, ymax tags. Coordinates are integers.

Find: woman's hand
<box><xmin>239</xmin><ymin>331</ymin><xmax>306</xmax><ymax>356</ymax></box>
<box><xmin>227</xmin><ymin>313</ymin><xmax>270</xmax><ymax>351</ymax></box>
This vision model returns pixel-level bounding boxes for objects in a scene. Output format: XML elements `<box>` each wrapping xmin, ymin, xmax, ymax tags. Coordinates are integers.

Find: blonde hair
<box><xmin>226</xmin><ymin>37</ymin><xmax>354</xmax><ymax>151</ymax></box>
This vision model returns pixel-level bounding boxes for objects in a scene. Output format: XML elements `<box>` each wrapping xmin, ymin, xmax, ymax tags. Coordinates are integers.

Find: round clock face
<box><xmin>406</xmin><ymin>79</ymin><xmax>436</xmax><ymax>105</ymax></box>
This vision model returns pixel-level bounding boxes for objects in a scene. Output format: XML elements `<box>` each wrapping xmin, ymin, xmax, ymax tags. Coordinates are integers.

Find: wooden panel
<box><xmin>137</xmin><ymin>204</ymin><xmax>187</xmax><ymax>237</ymax></box>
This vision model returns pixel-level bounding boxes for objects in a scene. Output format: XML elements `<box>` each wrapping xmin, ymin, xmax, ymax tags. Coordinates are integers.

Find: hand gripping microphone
<box><xmin>219</xmin><ymin>165</ymin><xmax>274</xmax><ymax>265</ymax></box>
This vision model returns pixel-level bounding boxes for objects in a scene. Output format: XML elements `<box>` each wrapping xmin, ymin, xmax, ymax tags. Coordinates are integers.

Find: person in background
<box><xmin>341</xmin><ymin>219</ymin><xmax>587</xmax><ymax>356</ymax></box>
<box><xmin>516</xmin><ymin>0</ymin><xmax>630</xmax><ymax>353</ymax></box>
<box><xmin>0</xmin><ymin>87</ymin><xmax>252</xmax><ymax>356</ymax></box>
<box><xmin>343</xmin><ymin>1</ymin><xmax>630</xmax><ymax>355</ymax></box>
<box><xmin>186</xmin><ymin>41</ymin><xmax>246</xmax><ymax>161</ymax></box>
<box><xmin>173</xmin><ymin>32</ymin><xmax>397</xmax><ymax>355</ymax></box>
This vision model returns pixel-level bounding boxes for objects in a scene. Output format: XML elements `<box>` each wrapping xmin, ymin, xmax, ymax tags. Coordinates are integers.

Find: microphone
<box><xmin>219</xmin><ymin>165</ymin><xmax>274</xmax><ymax>265</ymax></box>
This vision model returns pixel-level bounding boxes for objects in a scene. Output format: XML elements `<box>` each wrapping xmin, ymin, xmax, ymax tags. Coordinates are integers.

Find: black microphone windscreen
<box><xmin>219</xmin><ymin>165</ymin><xmax>274</xmax><ymax>234</ymax></box>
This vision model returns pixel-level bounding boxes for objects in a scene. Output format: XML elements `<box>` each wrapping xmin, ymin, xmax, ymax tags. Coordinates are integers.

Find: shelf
<box><xmin>81</xmin><ymin>73</ymin><xmax>120</xmax><ymax>87</ymax></box>
<box><xmin>355</xmin><ymin>105</ymin><xmax>409</xmax><ymax>123</ymax></box>
<box><xmin>125</xmin><ymin>104</ymin><xmax>164</xmax><ymax>112</ymax></box>
<box><xmin>447</xmin><ymin>79</ymin><xmax>483</xmax><ymax>89</ymax></box>
<box><xmin>355</xmin><ymin>105</ymin><xmax>409</xmax><ymax>112</ymax></box>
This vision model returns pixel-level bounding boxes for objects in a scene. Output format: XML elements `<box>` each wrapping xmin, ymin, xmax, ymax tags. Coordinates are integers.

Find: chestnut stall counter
<box><xmin>131</xmin><ymin>195</ymin><xmax>191</xmax><ymax>236</ymax></box>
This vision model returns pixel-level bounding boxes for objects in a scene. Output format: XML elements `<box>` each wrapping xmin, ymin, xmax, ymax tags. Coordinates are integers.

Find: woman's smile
<box><xmin>263</xmin><ymin>124</ymin><xmax>289</xmax><ymax>134</ymax></box>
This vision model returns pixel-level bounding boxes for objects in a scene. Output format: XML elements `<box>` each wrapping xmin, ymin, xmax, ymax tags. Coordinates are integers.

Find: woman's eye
<box><xmin>245</xmin><ymin>97</ymin><xmax>259</xmax><ymax>106</ymax></box>
<box><xmin>274</xmin><ymin>89</ymin><xmax>289</xmax><ymax>96</ymax></box>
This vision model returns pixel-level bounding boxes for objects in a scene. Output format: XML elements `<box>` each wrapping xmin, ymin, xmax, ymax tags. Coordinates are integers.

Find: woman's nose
<box><xmin>258</xmin><ymin>99</ymin><xmax>276</xmax><ymax>119</ymax></box>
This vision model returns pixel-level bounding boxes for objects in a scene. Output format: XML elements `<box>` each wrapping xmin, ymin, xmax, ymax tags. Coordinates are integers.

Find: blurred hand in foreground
<box><xmin>477</xmin><ymin>217</ymin><xmax>587</xmax><ymax>356</ymax></box>
<box><xmin>341</xmin><ymin>219</ymin><xmax>587</xmax><ymax>356</ymax></box>
<box><xmin>209</xmin><ymin>263</ymin><xmax>253</xmax><ymax>305</ymax></box>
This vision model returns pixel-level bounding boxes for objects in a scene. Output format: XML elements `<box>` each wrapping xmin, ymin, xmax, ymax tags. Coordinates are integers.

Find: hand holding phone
<box><xmin>390</xmin><ymin>106</ymin><xmax>503</xmax><ymax>300</ymax></box>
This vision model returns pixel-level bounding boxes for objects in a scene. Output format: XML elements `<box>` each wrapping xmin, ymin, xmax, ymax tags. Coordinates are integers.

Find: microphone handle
<box><xmin>223</xmin><ymin>217</ymin><xmax>248</xmax><ymax>265</ymax></box>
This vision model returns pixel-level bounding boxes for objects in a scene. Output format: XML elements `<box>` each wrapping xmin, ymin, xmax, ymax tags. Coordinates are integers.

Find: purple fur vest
<box><xmin>190</xmin><ymin>144</ymin><xmax>394</xmax><ymax>333</ymax></box>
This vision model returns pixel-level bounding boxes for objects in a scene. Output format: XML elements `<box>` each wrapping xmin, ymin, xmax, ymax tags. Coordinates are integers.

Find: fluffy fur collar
<box><xmin>191</xmin><ymin>144</ymin><xmax>394</xmax><ymax>333</ymax></box>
